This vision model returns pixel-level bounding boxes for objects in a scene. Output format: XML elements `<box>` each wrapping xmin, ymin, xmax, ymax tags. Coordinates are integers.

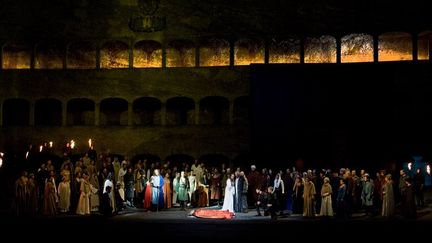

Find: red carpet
<box><xmin>192</xmin><ymin>209</ymin><xmax>235</xmax><ymax>219</ymax></box>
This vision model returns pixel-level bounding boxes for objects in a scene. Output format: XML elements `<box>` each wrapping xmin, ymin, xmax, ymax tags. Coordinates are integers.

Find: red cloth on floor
<box><xmin>192</xmin><ymin>209</ymin><xmax>235</xmax><ymax>219</ymax></box>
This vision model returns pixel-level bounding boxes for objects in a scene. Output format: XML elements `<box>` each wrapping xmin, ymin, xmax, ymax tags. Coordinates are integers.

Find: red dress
<box><xmin>144</xmin><ymin>183</ymin><xmax>152</xmax><ymax>209</ymax></box>
<box><xmin>192</xmin><ymin>209</ymin><xmax>234</xmax><ymax>219</ymax></box>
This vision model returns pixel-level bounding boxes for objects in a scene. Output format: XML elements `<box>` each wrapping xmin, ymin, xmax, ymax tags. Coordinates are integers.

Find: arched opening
<box><xmin>200</xmin><ymin>96</ymin><xmax>229</xmax><ymax>125</ymax></box>
<box><xmin>2</xmin><ymin>43</ymin><xmax>31</xmax><ymax>69</ymax></box>
<box><xmin>166</xmin><ymin>97</ymin><xmax>195</xmax><ymax>125</ymax></box>
<box><xmin>418</xmin><ymin>31</ymin><xmax>432</xmax><ymax>60</ymax></box>
<box><xmin>100</xmin><ymin>40</ymin><xmax>129</xmax><ymax>68</ymax></box>
<box><xmin>378</xmin><ymin>32</ymin><xmax>412</xmax><ymax>61</ymax></box>
<box><xmin>100</xmin><ymin>98</ymin><xmax>128</xmax><ymax>126</ymax></box>
<box><xmin>133</xmin><ymin>40</ymin><xmax>162</xmax><ymax>68</ymax></box>
<box><xmin>133</xmin><ymin>97</ymin><xmax>162</xmax><ymax>126</ymax></box>
<box><xmin>166</xmin><ymin>39</ymin><xmax>195</xmax><ymax>67</ymax></box>
<box><xmin>198</xmin><ymin>154</ymin><xmax>230</xmax><ymax>168</ymax></box>
<box><xmin>304</xmin><ymin>35</ymin><xmax>337</xmax><ymax>63</ymax></box>
<box><xmin>234</xmin><ymin>39</ymin><xmax>265</xmax><ymax>65</ymax></box>
<box><xmin>67</xmin><ymin>41</ymin><xmax>96</xmax><ymax>68</ymax></box>
<box><xmin>35</xmin><ymin>98</ymin><xmax>62</xmax><ymax>126</ymax></box>
<box><xmin>234</xmin><ymin>96</ymin><xmax>250</xmax><ymax>125</ymax></box>
<box><xmin>165</xmin><ymin>154</ymin><xmax>195</xmax><ymax>168</ymax></box>
<box><xmin>2</xmin><ymin>99</ymin><xmax>30</xmax><ymax>126</ymax></box>
<box><xmin>269</xmin><ymin>38</ymin><xmax>301</xmax><ymax>63</ymax></box>
<box><xmin>199</xmin><ymin>38</ymin><xmax>230</xmax><ymax>66</ymax></box>
<box><xmin>341</xmin><ymin>33</ymin><xmax>374</xmax><ymax>63</ymax></box>
<box><xmin>35</xmin><ymin>42</ymin><xmax>64</xmax><ymax>69</ymax></box>
<box><xmin>67</xmin><ymin>98</ymin><xmax>95</xmax><ymax>126</ymax></box>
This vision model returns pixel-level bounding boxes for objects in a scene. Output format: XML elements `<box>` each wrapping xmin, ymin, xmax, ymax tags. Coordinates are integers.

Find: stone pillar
<box><xmin>30</xmin><ymin>45</ymin><xmax>36</xmax><ymax>69</ymax></box>
<box><xmin>373</xmin><ymin>34</ymin><xmax>379</xmax><ymax>63</ymax></box>
<box><xmin>96</xmin><ymin>43</ymin><xmax>101</xmax><ymax>69</ymax></box>
<box><xmin>230</xmin><ymin>40</ymin><xmax>235</xmax><ymax>66</ymax></box>
<box><xmin>129</xmin><ymin>42</ymin><xmax>134</xmax><ymax>68</ymax></box>
<box><xmin>128</xmin><ymin>102</ymin><xmax>133</xmax><ymax>126</ymax></box>
<box><xmin>300</xmin><ymin>37</ymin><xmax>305</xmax><ymax>64</ymax></box>
<box><xmin>29</xmin><ymin>101</ymin><xmax>35</xmax><ymax>126</ymax></box>
<box><xmin>162</xmin><ymin>43</ymin><xmax>167</xmax><ymax>68</ymax></box>
<box><xmin>264</xmin><ymin>39</ymin><xmax>270</xmax><ymax>64</ymax></box>
<box><xmin>62</xmin><ymin>101</ymin><xmax>67</xmax><ymax>126</ymax></box>
<box><xmin>161</xmin><ymin>102</ymin><xmax>167</xmax><ymax>126</ymax></box>
<box><xmin>95</xmin><ymin>102</ymin><xmax>100</xmax><ymax>126</ymax></box>
<box><xmin>336</xmin><ymin>36</ymin><xmax>342</xmax><ymax>64</ymax></box>
<box><xmin>229</xmin><ymin>99</ymin><xmax>234</xmax><ymax>125</ymax></box>
<box><xmin>412</xmin><ymin>33</ymin><xmax>418</xmax><ymax>61</ymax></box>
<box><xmin>195</xmin><ymin>100</ymin><xmax>200</xmax><ymax>125</ymax></box>
<box><xmin>195</xmin><ymin>45</ymin><xmax>200</xmax><ymax>67</ymax></box>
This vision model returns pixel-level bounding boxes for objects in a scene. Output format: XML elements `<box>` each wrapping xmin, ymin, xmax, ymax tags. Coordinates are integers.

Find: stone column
<box><xmin>264</xmin><ymin>39</ymin><xmax>270</xmax><ymax>64</ymax></box>
<box><xmin>29</xmin><ymin>101</ymin><xmax>35</xmax><ymax>126</ymax></box>
<box><xmin>30</xmin><ymin>45</ymin><xmax>36</xmax><ymax>69</ymax></box>
<box><xmin>412</xmin><ymin>33</ymin><xmax>418</xmax><ymax>61</ymax></box>
<box><xmin>129</xmin><ymin>42</ymin><xmax>134</xmax><ymax>68</ymax></box>
<box><xmin>62</xmin><ymin>101</ymin><xmax>67</xmax><ymax>126</ymax></box>
<box><xmin>229</xmin><ymin>99</ymin><xmax>234</xmax><ymax>125</ymax></box>
<box><xmin>195</xmin><ymin>100</ymin><xmax>200</xmax><ymax>125</ymax></box>
<box><xmin>162</xmin><ymin>43</ymin><xmax>167</xmax><ymax>68</ymax></box>
<box><xmin>336</xmin><ymin>36</ymin><xmax>342</xmax><ymax>64</ymax></box>
<box><xmin>161</xmin><ymin>102</ymin><xmax>167</xmax><ymax>126</ymax></box>
<box><xmin>230</xmin><ymin>40</ymin><xmax>235</xmax><ymax>66</ymax></box>
<box><xmin>95</xmin><ymin>102</ymin><xmax>100</xmax><ymax>126</ymax></box>
<box><xmin>195</xmin><ymin>45</ymin><xmax>200</xmax><ymax>67</ymax></box>
<box><xmin>300</xmin><ymin>37</ymin><xmax>305</xmax><ymax>64</ymax></box>
<box><xmin>373</xmin><ymin>34</ymin><xmax>379</xmax><ymax>63</ymax></box>
<box><xmin>128</xmin><ymin>101</ymin><xmax>133</xmax><ymax>126</ymax></box>
<box><xmin>96</xmin><ymin>42</ymin><xmax>101</xmax><ymax>69</ymax></box>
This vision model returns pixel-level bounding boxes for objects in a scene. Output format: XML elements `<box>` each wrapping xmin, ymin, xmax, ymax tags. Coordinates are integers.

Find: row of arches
<box><xmin>1</xmin><ymin>31</ymin><xmax>431</xmax><ymax>69</ymax></box>
<box><xmin>0</xmin><ymin>96</ymin><xmax>250</xmax><ymax>126</ymax></box>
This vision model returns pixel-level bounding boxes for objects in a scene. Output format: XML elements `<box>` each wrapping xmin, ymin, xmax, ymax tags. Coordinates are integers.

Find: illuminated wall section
<box><xmin>269</xmin><ymin>38</ymin><xmax>301</xmax><ymax>63</ymax></box>
<box><xmin>35</xmin><ymin>43</ymin><xmax>64</xmax><ymax>69</ymax></box>
<box><xmin>234</xmin><ymin>39</ymin><xmax>265</xmax><ymax>65</ymax></box>
<box><xmin>133</xmin><ymin>40</ymin><xmax>162</xmax><ymax>68</ymax></box>
<box><xmin>100</xmin><ymin>41</ymin><xmax>129</xmax><ymax>68</ymax></box>
<box><xmin>341</xmin><ymin>34</ymin><xmax>374</xmax><ymax>63</ymax></box>
<box><xmin>166</xmin><ymin>40</ymin><xmax>195</xmax><ymax>67</ymax></box>
<box><xmin>2</xmin><ymin>43</ymin><xmax>31</xmax><ymax>69</ymax></box>
<box><xmin>199</xmin><ymin>38</ymin><xmax>230</xmax><ymax>66</ymax></box>
<box><xmin>304</xmin><ymin>35</ymin><xmax>336</xmax><ymax>63</ymax></box>
<box><xmin>378</xmin><ymin>32</ymin><xmax>412</xmax><ymax>61</ymax></box>
<box><xmin>418</xmin><ymin>31</ymin><xmax>431</xmax><ymax>60</ymax></box>
<box><xmin>67</xmin><ymin>41</ymin><xmax>96</xmax><ymax>69</ymax></box>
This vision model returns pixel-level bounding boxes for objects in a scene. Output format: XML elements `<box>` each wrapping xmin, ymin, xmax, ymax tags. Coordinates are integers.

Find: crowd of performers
<box><xmin>12</xmin><ymin>150</ymin><xmax>426</xmax><ymax>220</ymax></box>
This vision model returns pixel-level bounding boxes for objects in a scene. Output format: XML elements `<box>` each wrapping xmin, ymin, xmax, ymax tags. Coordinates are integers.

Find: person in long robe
<box><xmin>210</xmin><ymin>169</ymin><xmax>222</xmax><ymax>204</ymax></box>
<box><xmin>134</xmin><ymin>163</ymin><xmax>145</xmax><ymax>208</ymax></box>
<box><xmin>27</xmin><ymin>173</ymin><xmax>38</xmax><ymax>215</ymax></box>
<box><xmin>382</xmin><ymin>174</ymin><xmax>395</xmax><ymax>217</ymax></box>
<box><xmin>43</xmin><ymin>175</ymin><xmax>57</xmax><ymax>216</ymax></box>
<box><xmin>284</xmin><ymin>170</ymin><xmax>294</xmax><ymax>214</ymax></box>
<box><xmin>178</xmin><ymin>171</ymin><xmax>189</xmax><ymax>210</ymax></box>
<box><xmin>15</xmin><ymin>171</ymin><xmax>29</xmax><ymax>216</ymax></box>
<box><xmin>320</xmin><ymin>177</ymin><xmax>333</xmax><ymax>217</ymax></box>
<box><xmin>103</xmin><ymin>173</ymin><xmax>115</xmax><ymax>213</ymax></box>
<box><xmin>336</xmin><ymin>178</ymin><xmax>347</xmax><ymax>219</ymax></box>
<box><xmin>172</xmin><ymin>172</ymin><xmax>180</xmax><ymax>206</ymax></box>
<box><xmin>221</xmin><ymin>174</ymin><xmax>235</xmax><ymax>213</ymax></box>
<box><xmin>144</xmin><ymin>181</ymin><xmax>152</xmax><ymax>210</ymax></box>
<box><xmin>76</xmin><ymin>173</ymin><xmax>91</xmax><ymax>215</ymax></box>
<box><xmin>124</xmin><ymin>167</ymin><xmax>135</xmax><ymax>207</ymax></box>
<box><xmin>292</xmin><ymin>177</ymin><xmax>304</xmax><ymax>214</ymax></box>
<box><xmin>89</xmin><ymin>173</ymin><xmax>100</xmax><ymax>212</ymax></box>
<box><xmin>188</xmin><ymin>172</ymin><xmax>197</xmax><ymax>207</ymax></box>
<box><xmin>234</xmin><ymin>171</ymin><xmax>244</xmax><ymax>213</ymax></box>
<box><xmin>58</xmin><ymin>175</ymin><xmax>71</xmax><ymax>213</ymax></box>
<box><xmin>303</xmin><ymin>177</ymin><xmax>316</xmax><ymax>218</ymax></box>
<box><xmin>403</xmin><ymin>177</ymin><xmax>417</xmax><ymax>219</ymax></box>
<box><xmin>273</xmin><ymin>173</ymin><xmax>284</xmax><ymax>215</ymax></box>
<box><xmin>361</xmin><ymin>174</ymin><xmax>374</xmax><ymax>216</ymax></box>
<box><xmin>163</xmin><ymin>173</ymin><xmax>172</xmax><ymax>209</ymax></box>
<box><xmin>151</xmin><ymin>169</ymin><xmax>164</xmax><ymax>210</ymax></box>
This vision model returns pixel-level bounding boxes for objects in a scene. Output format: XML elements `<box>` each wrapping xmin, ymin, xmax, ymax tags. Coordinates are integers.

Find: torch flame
<box><xmin>70</xmin><ymin>140</ymin><xmax>75</xmax><ymax>149</ymax></box>
<box><xmin>49</xmin><ymin>141</ymin><xmax>53</xmax><ymax>148</ymax></box>
<box><xmin>39</xmin><ymin>145</ymin><xmax>43</xmax><ymax>152</ymax></box>
<box><xmin>88</xmin><ymin>139</ymin><xmax>92</xmax><ymax>148</ymax></box>
<box><xmin>427</xmin><ymin>164</ymin><xmax>431</xmax><ymax>175</ymax></box>
<box><xmin>408</xmin><ymin>162</ymin><xmax>412</xmax><ymax>171</ymax></box>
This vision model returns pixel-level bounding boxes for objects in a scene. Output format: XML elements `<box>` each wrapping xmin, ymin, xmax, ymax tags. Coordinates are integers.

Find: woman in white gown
<box><xmin>221</xmin><ymin>174</ymin><xmax>235</xmax><ymax>213</ymax></box>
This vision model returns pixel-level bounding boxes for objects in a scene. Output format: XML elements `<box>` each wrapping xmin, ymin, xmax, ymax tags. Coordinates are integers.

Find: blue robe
<box><xmin>151</xmin><ymin>175</ymin><xmax>164</xmax><ymax>207</ymax></box>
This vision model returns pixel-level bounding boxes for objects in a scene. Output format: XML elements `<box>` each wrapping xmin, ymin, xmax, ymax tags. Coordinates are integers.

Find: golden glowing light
<box><xmin>0</xmin><ymin>158</ymin><xmax>2</xmax><ymax>168</ymax></box>
<box><xmin>67</xmin><ymin>42</ymin><xmax>97</xmax><ymax>69</ymax></box>
<box><xmin>418</xmin><ymin>31</ymin><xmax>431</xmax><ymax>60</ymax></box>
<box><xmin>35</xmin><ymin>44</ymin><xmax>63</xmax><ymax>69</ymax></box>
<box><xmin>199</xmin><ymin>39</ymin><xmax>230</xmax><ymax>67</ymax></box>
<box><xmin>166</xmin><ymin>42</ymin><xmax>196</xmax><ymax>67</ymax></box>
<box><xmin>304</xmin><ymin>36</ymin><xmax>337</xmax><ymax>63</ymax></box>
<box><xmin>133</xmin><ymin>41</ymin><xmax>162</xmax><ymax>68</ymax></box>
<box><xmin>2</xmin><ymin>44</ymin><xmax>31</xmax><ymax>69</ymax></box>
<box><xmin>88</xmin><ymin>139</ymin><xmax>92</xmax><ymax>148</ymax></box>
<box><xmin>70</xmin><ymin>140</ymin><xmax>75</xmax><ymax>149</ymax></box>
<box><xmin>341</xmin><ymin>34</ymin><xmax>374</xmax><ymax>63</ymax></box>
<box><xmin>269</xmin><ymin>39</ymin><xmax>301</xmax><ymax>64</ymax></box>
<box><xmin>234</xmin><ymin>39</ymin><xmax>265</xmax><ymax>65</ymax></box>
<box><xmin>378</xmin><ymin>32</ymin><xmax>413</xmax><ymax>62</ymax></box>
<box><xmin>100</xmin><ymin>41</ymin><xmax>129</xmax><ymax>69</ymax></box>
<box><xmin>49</xmin><ymin>141</ymin><xmax>53</xmax><ymax>148</ymax></box>
<box><xmin>39</xmin><ymin>145</ymin><xmax>43</xmax><ymax>152</ymax></box>
<box><xmin>25</xmin><ymin>151</ymin><xmax>29</xmax><ymax>159</ymax></box>
<box><xmin>0</xmin><ymin>152</ymin><xmax>4</xmax><ymax>157</ymax></box>
<box><xmin>408</xmin><ymin>162</ymin><xmax>412</xmax><ymax>171</ymax></box>
<box><xmin>427</xmin><ymin>164</ymin><xmax>431</xmax><ymax>175</ymax></box>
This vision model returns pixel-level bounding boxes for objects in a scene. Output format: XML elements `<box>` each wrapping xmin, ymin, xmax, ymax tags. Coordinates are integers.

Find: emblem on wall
<box><xmin>130</xmin><ymin>0</ymin><xmax>166</xmax><ymax>32</ymax></box>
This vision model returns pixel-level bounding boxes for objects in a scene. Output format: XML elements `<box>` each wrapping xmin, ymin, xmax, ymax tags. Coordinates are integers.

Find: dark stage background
<box><xmin>251</xmin><ymin>62</ymin><xmax>432</xmax><ymax>170</ymax></box>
